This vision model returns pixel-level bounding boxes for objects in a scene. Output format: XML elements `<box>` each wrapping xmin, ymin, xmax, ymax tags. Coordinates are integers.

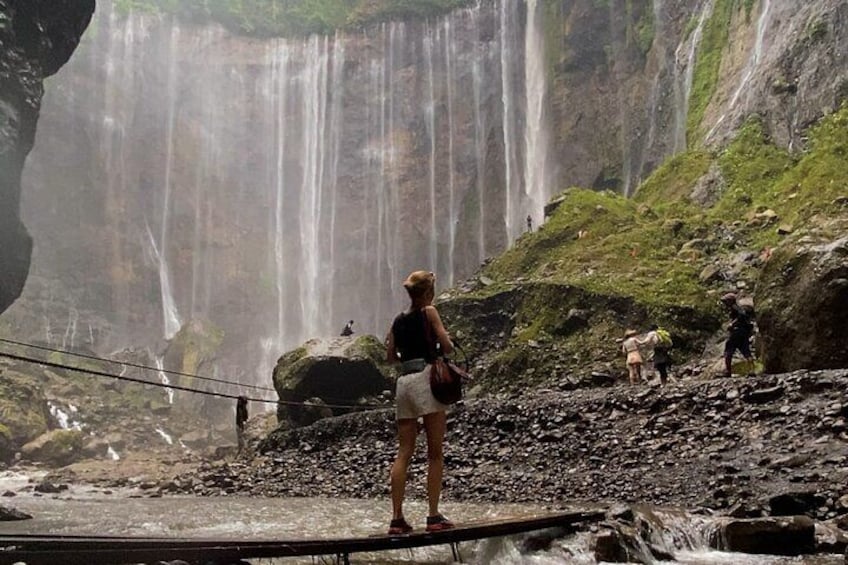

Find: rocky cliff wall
<box><xmin>0</xmin><ymin>0</ymin><xmax>95</xmax><ymax>315</ymax></box>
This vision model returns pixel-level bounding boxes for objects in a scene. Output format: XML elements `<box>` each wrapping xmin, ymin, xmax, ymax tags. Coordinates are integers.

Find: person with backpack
<box><xmin>652</xmin><ymin>325</ymin><xmax>673</xmax><ymax>385</ymax></box>
<box><xmin>721</xmin><ymin>292</ymin><xmax>755</xmax><ymax>377</ymax></box>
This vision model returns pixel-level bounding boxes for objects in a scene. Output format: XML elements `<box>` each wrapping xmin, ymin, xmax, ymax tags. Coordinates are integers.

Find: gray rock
<box><xmin>713</xmin><ymin>516</ymin><xmax>815</xmax><ymax>555</ymax></box>
<box><xmin>0</xmin><ymin>505</ymin><xmax>32</xmax><ymax>521</ymax></box>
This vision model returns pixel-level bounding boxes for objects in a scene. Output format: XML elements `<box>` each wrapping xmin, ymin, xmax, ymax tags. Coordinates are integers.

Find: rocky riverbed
<box><xmin>124</xmin><ymin>370</ymin><xmax>847</xmax><ymax>522</ymax></box>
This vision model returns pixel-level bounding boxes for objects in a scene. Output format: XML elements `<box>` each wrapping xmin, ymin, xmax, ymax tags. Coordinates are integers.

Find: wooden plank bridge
<box><xmin>0</xmin><ymin>509</ymin><xmax>604</xmax><ymax>564</ymax></box>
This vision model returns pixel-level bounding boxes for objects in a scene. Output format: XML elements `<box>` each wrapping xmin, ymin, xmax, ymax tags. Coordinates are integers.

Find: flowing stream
<box><xmin>0</xmin><ymin>476</ymin><xmax>842</xmax><ymax>565</ymax></box>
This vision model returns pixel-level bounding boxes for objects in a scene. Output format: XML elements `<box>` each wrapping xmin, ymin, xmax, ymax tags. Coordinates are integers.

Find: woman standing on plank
<box><xmin>384</xmin><ymin>270</ymin><xmax>455</xmax><ymax>535</ymax></box>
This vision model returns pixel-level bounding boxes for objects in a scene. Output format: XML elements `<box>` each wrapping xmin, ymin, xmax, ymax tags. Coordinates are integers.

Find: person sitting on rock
<box><xmin>621</xmin><ymin>329</ymin><xmax>643</xmax><ymax>385</ymax></box>
<box><xmin>721</xmin><ymin>292</ymin><xmax>755</xmax><ymax>377</ymax></box>
<box><xmin>340</xmin><ymin>320</ymin><xmax>355</xmax><ymax>336</ymax></box>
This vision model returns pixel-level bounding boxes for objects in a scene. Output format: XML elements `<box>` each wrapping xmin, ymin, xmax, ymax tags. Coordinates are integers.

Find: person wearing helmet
<box><xmin>721</xmin><ymin>293</ymin><xmax>755</xmax><ymax>377</ymax></box>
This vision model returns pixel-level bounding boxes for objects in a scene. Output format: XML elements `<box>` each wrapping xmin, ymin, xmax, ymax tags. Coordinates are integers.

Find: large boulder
<box><xmin>0</xmin><ymin>0</ymin><xmax>95</xmax><ymax>314</ymax></box>
<box><xmin>757</xmin><ymin>237</ymin><xmax>848</xmax><ymax>373</ymax></box>
<box><xmin>0</xmin><ymin>505</ymin><xmax>32</xmax><ymax>521</ymax></box>
<box><xmin>163</xmin><ymin>319</ymin><xmax>226</xmax><ymax>420</ymax></box>
<box><xmin>272</xmin><ymin>336</ymin><xmax>392</xmax><ymax>427</ymax></box>
<box><xmin>712</xmin><ymin>516</ymin><xmax>815</xmax><ymax>556</ymax></box>
<box><xmin>21</xmin><ymin>429</ymin><xmax>84</xmax><ymax>467</ymax></box>
<box><xmin>0</xmin><ymin>369</ymin><xmax>50</xmax><ymax>457</ymax></box>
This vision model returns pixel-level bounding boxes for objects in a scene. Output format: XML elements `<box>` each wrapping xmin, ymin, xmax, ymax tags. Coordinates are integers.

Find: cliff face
<box><xmin>3</xmin><ymin>0</ymin><xmax>846</xmax><ymax>387</ymax></box>
<box><xmin>0</xmin><ymin>0</ymin><xmax>95</xmax><ymax>315</ymax></box>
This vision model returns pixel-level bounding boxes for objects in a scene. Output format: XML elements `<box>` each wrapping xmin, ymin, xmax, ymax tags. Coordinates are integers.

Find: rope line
<box><xmin>0</xmin><ymin>351</ymin><xmax>388</xmax><ymax>411</ymax></box>
<box><xmin>0</xmin><ymin>336</ymin><xmax>276</xmax><ymax>392</ymax></box>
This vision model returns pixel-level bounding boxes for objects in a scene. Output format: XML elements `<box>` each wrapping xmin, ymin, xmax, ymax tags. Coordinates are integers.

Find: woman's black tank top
<box><xmin>391</xmin><ymin>309</ymin><xmax>434</xmax><ymax>362</ymax></box>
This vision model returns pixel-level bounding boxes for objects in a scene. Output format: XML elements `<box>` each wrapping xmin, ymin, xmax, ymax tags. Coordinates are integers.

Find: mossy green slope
<box><xmin>451</xmin><ymin>105</ymin><xmax>848</xmax><ymax>388</ymax></box>
<box><xmin>115</xmin><ymin>0</ymin><xmax>472</xmax><ymax>36</ymax></box>
<box><xmin>483</xmin><ymin>106</ymin><xmax>848</xmax><ymax>304</ymax></box>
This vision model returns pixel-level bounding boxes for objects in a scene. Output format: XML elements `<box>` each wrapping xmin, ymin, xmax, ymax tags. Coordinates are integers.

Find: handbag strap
<box><xmin>421</xmin><ymin>308</ymin><xmax>470</xmax><ymax>372</ymax></box>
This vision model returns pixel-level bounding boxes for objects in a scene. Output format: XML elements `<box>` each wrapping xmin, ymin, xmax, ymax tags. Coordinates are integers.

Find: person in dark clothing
<box><xmin>526</xmin><ymin>214</ymin><xmax>533</xmax><ymax>232</ymax></box>
<box><xmin>652</xmin><ymin>327</ymin><xmax>672</xmax><ymax>386</ymax></box>
<box><xmin>384</xmin><ymin>270</ymin><xmax>455</xmax><ymax>535</ymax></box>
<box><xmin>721</xmin><ymin>292</ymin><xmax>755</xmax><ymax>377</ymax></box>
<box><xmin>236</xmin><ymin>396</ymin><xmax>248</xmax><ymax>452</ymax></box>
<box><xmin>340</xmin><ymin>320</ymin><xmax>355</xmax><ymax>336</ymax></box>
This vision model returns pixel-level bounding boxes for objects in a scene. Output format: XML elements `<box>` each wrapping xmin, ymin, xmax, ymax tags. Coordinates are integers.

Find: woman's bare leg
<box><xmin>390</xmin><ymin>418</ymin><xmax>418</xmax><ymax>520</ymax></box>
<box><xmin>423</xmin><ymin>411</ymin><xmax>447</xmax><ymax>517</ymax></box>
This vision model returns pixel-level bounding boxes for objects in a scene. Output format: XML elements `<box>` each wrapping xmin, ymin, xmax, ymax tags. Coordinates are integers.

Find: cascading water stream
<box><xmin>523</xmin><ymin>0</ymin><xmax>551</xmax><ymax>219</ymax></box>
<box><xmin>158</xmin><ymin>24</ymin><xmax>183</xmax><ymax>341</ymax></box>
<box><xmin>706</xmin><ymin>0</ymin><xmax>773</xmax><ymax>141</ymax></box>
<box><xmin>500</xmin><ymin>0</ymin><xmax>520</xmax><ymax>241</ymax></box>
<box><xmin>155</xmin><ymin>356</ymin><xmax>174</xmax><ymax>405</ymax></box>
<box><xmin>672</xmin><ymin>0</ymin><xmax>715</xmax><ymax>153</ymax></box>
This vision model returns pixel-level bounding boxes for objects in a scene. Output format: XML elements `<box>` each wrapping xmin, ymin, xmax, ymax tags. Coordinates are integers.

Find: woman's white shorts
<box><xmin>395</xmin><ymin>366</ymin><xmax>447</xmax><ymax>420</ymax></box>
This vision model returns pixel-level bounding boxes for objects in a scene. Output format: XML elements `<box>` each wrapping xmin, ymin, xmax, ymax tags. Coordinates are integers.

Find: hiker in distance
<box><xmin>621</xmin><ymin>329</ymin><xmax>643</xmax><ymax>385</ymax></box>
<box><xmin>235</xmin><ymin>396</ymin><xmax>248</xmax><ymax>453</ymax></box>
<box><xmin>721</xmin><ymin>292</ymin><xmax>756</xmax><ymax>377</ymax></box>
<box><xmin>384</xmin><ymin>270</ymin><xmax>455</xmax><ymax>535</ymax></box>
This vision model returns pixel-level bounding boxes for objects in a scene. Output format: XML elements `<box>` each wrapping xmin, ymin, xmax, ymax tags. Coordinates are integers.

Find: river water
<box><xmin>0</xmin><ymin>473</ymin><xmax>842</xmax><ymax>564</ymax></box>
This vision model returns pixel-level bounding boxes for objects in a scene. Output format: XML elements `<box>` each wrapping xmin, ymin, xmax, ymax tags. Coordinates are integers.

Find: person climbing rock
<box><xmin>340</xmin><ymin>320</ymin><xmax>355</xmax><ymax>337</ymax></box>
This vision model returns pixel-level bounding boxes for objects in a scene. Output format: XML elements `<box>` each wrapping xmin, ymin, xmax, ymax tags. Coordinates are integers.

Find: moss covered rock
<box><xmin>272</xmin><ymin>336</ymin><xmax>392</xmax><ymax>426</ymax></box>
<box><xmin>756</xmin><ymin>236</ymin><xmax>848</xmax><ymax>373</ymax></box>
<box><xmin>21</xmin><ymin>429</ymin><xmax>85</xmax><ymax>467</ymax></box>
<box><xmin>164</xmin><ymin>319</ymin><xmax>226</xmax><ymax>420</ymax></box>
<box><xmin>0</xmin><ymin>370</ymin><xmax>50</xmax><ymax>449</ymax></box>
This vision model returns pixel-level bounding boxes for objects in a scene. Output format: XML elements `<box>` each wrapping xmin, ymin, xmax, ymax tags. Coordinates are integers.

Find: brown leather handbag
<box><xmin>424</xmin><ymin>311</ymin><xmax>470</xmax><ymax>405</ymax></box>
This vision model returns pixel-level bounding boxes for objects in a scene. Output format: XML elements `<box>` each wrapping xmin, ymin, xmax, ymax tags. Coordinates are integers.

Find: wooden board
<box><xmin>0</xmin><ymin>508</ymin><xmax>605</xmax><ymax>565</ymax></box>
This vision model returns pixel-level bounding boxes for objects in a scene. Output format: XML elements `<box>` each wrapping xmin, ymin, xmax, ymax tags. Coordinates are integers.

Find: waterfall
<box><xmin>155</xmin><ymin>356</ymin><xmax>174</xmax><ymax>405</ymax></box>
<box><xmin>62</xmin><ymin>307</ymin><xmax>79</xmax><ymax>350</ymax></box>
<box><xmin>158</xmin><ymin>24</ymin><xmax>183</xmax><ymax>341</ymax></box>
<box><xmin>297</xmin><ymin>35</ymin><xmax>331</xmax><ymax>341</ymax></box>
<box><xmin>269</xmin><ymin>41</ymin><xmax>290</xmax><ymax>351</ymax></box>
<box><xmin>444</xmin><ymin>18</ymin><xmax>457</xmax><ymax>286</ymax></box>
<box><xmin>500</xmin><ymin>0</ymin><xmax>520</xmax><ymax>241</ymax></box>
<box><xmin>706</xmin><ymin>0</ymin><xmax>773</xmax><ymax>141</ymax></box>
<box><xmin>155</xmin><ymin>428</ymin><xmax>174</xmax><ymax>445</ymax></box>
<box><xmin>672</xmin><ymin>0</ymin><xmax>715</xmax><ymax>153</ymax></box>
<box><xmin>523</xmin><ymin>0</ymin><xmax>551</xmax><ymax>221</ymax></box>
<box><xmin>424</xmin><ymin>24</ymin><xmax>439</xmax><ymax>271</ymax></box>
<box><xmin>24</xmin><ymin>0</ymin><xmax>554</xmax><ymax>383</ymax></box>
<box><xmin>472</xmin><ymin>21</ymin><xmax>487</xmax><ymax>264</ymax></box>
<box><xmin>145</xmin><ymin>223</ymin><xmax>181</xmax><ymax>341</ymax></box>
<box><xmin>48</xmin><ymin>402</ymin><xmax>83</xmax><ymax>431</ymax></box>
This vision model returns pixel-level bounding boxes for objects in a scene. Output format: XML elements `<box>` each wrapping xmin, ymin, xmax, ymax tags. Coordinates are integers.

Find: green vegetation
<box><xmin>470</xmin><ymin>104</ymin><xmax>848</xmax><ymax>379</ymax></box>
<box><xmin>482</xmin><ymin>188</ymin><xmax>708</xmax><ymax>310</ymax></box>
<box><xmin>114</xmin><ymin>0</ymin><xmax>472</xmax><ymax>37</ymax></box>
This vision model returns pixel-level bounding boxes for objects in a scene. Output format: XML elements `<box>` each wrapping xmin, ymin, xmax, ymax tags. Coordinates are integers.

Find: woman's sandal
<box><xmin>388</xmin><ymin>517</ymin><xmax>413</xmax><ymax>535</ymax></box>
<box><xmin>425</xmin><ymin>514</ymin><xmax>455</xmax><ymax>532</ymax></box>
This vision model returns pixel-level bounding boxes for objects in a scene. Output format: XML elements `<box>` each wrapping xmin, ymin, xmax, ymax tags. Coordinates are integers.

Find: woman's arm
<box><xmin>385</xmin><ymin>328</ymin><xmax>399</xmax><ymax>363</ymax></box>
<box><xmin>424</xmin><ymin>306</ymin><xmax>454</xmax><ymax>356</ymax></box>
